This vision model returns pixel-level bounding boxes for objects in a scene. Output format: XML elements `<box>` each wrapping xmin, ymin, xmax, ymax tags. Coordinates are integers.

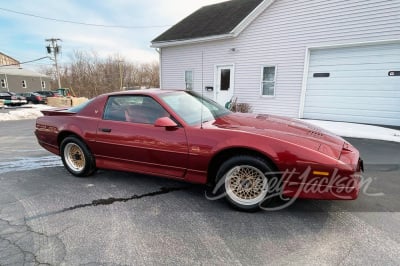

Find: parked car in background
<box><xmin>0</xmin><ymin>92</ymin><xmax>27</xmax><ymax>106</ymax></box>
<box><xmin>9</xmin><ymin>92</ymin><xmax>27</xmax><ymax>106</ymax></box>
<box><xmin>0</xmin><ymin>92</ymin><xmax>14</xmax><ymax>105</ymax></box>
<box><xmin>35</xmin><ymin>90</ymin><xmax>60</xmax><ymax>98</ymax></box>
<box><xmin>17</xmin><ymin>92</ymin><xmax>47</xmax><ymax>104</ymax></box>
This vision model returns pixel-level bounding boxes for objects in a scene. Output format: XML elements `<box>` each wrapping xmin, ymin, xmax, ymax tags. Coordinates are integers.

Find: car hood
<box><xmin>211</xmin><ymin>113</ymin><xmax>345</xmax><ymax>159</ymax></box>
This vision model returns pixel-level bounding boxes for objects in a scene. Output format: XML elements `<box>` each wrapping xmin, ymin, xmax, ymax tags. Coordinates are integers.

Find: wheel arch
<box><xmin>207</xmin><ymin>147</ymin><xmax>279</xmax><ymax>185</ymax></box>
<box><xmin>58</xmin><ymin>130</ymin><xmax>84</xmax><ymax>147</ymax></box>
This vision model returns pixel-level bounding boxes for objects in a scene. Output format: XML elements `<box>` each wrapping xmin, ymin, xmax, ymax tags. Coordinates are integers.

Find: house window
<box><xmin>1</xmin><ymin>79</ymin><xmax>6</xmax><ymax>88</ymax></box>
<box><xmin>261</xmin><ymin>66</ymin><xmax>276</xmax><ymax>96</ymax></box>
<box><xmin>22</xmin><ymin>80</ymin><xmax>27</xmax><ymax>88</ymax></box>
<box><xmin>220</xmin><ymin>69</ymin><xmax>231</xmax><ymax>91</ymax></box>
<box><xmin>41</xmin><ymin>81</ymin><xmax>46</xmax><ymax>89</ymax></box>
<box><xmin>185</xmin><ymin>70</ymin><xmax>193</xmax><ymax>90</ymax></box>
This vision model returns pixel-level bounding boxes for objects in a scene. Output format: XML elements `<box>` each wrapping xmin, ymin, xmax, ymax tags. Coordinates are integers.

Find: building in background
<box><xmin>0</xmin><ymin>52</ymin><xmax>52</xmax><ymax>93</ymax></box>
<box><xmin>152</xmin><ymin>0</ymin><xmax>400</xmax><ymax>126</ymax></box>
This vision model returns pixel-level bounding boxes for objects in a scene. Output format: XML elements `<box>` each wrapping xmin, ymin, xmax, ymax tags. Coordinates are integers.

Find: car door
<box><xmin>94</xmin><ymin>94</ymin><xmax>189</xmax><ymax>178</ymax></box>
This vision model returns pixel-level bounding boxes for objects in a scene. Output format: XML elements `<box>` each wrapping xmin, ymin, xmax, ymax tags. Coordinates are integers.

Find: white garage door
<box><xmin>303</xmin><ymin>43</ymin><xmax>400</xmax><ymax>126</ymax></box>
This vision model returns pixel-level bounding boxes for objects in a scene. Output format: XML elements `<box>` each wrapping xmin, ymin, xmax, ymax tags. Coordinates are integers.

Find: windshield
<box><xmin>159</xmin><ymin>91</ymin><xmax>231</xmax><ymax>125</ymax></box>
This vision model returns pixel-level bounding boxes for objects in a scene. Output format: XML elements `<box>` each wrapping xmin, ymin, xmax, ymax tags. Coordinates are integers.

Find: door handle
<box><xmin>99</xmin><ymin>128</ymin><xmax>112</xmax><ymax>133</ymax></box>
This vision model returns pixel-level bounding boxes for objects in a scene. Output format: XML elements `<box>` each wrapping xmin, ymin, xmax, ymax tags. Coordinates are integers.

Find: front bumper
<box><xmin>282</xmin><ymin>175</ymin><xmax>361</xmax><ymax>200</ymax></box>
<box><xmin>282</xmin><ymin>149</ymin><xmax>363</xmax><ymax>200</ymax></box>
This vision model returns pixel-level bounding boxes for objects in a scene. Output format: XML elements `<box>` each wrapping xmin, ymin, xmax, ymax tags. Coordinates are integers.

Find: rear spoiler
<box><xmin>41</xmin><ymin>108</ymin><xmax>75</xmax><ymax>116</ymax></box>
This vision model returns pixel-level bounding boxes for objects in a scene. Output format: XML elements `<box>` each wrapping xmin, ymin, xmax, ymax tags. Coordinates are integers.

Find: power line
<box><xmin>0</xmin><ymin>56</ymin><xmax>49</xmax><ymax>67</ymax></box>
<box><xmin>0</xmin><ymin>7</ymin><xmax>171</xmax><ymax>29</ymax></box>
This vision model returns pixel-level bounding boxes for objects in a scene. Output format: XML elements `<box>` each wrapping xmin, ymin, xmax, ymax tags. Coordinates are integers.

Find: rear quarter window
<box><xmin>68</xmin><ymin>99</ymin><xmax>93</xmax><ymax>113</ymax></box>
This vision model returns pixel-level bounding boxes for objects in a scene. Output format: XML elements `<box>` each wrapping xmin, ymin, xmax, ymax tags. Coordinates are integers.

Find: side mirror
<box><xmin>154</xmin><ymin>117</ymin><xmax>178</xmax><ymax>128</ymax></box>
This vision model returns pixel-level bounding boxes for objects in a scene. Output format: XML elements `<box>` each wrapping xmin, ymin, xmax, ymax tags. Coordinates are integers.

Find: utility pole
<box><xmin>118</xmin><ymin>60</ymin><xmax>124</xmax><ymax>91</ymax></box>
<box><xmin>45</xmin><ymin>38</ymin><xmax>62</xmax><ymax>88</ymax></box>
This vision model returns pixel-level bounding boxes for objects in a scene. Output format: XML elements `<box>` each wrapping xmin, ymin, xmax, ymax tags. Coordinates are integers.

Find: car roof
<box><xmin>104</xmin><ymin>89</ymin><xmax>185</xmax><ymax>97</ymax></box>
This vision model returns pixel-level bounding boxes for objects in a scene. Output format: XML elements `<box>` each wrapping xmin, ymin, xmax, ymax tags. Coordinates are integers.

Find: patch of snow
<box><xmin>0</xmin><ymin>104</ymin><xmax>54</xmax><ymax>121</ymax></box>
<box><xmin>301</xmin><ymin>119</ymin><xmax>400</xmax><ymax>143</ymax></box>
<box><xmin>0</xmin><ymin>155</ymin><xmax>62</xmax><ymax>174</ymax></box>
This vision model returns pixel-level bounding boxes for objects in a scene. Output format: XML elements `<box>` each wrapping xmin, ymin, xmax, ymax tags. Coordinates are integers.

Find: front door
<box><xmin>215</xmin><ymin>65</ymin><xmax>234</xmax><ymax>106</ymax></box>
<box><xmin>94</xmin><ymin>94</ymin><xmax>188</xmax><ymax>178</ymax></box>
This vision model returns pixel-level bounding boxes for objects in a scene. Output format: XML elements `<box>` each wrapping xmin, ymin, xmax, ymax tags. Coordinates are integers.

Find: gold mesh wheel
<box><xmin>64</xmin><ymin>142</ymin><xmax>86</xmax><ymax>172</ymax></box>
<box><xmin>225</xmin><ymin>165</ymin><xmax>268</xmax><ymax>206</ymax></box>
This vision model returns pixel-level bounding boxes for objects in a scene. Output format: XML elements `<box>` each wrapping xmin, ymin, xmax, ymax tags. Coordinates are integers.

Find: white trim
<box><xmin>260</xmin><ymin>65</ymin><xmax>277</xmax><ymax>97</ymax></box>
<box><xmin>158</xmin><ymin>48</ymin><xmax>163</xmax><ymax>89</ymax></box>
<box><xmin>151</xmin><ymin>34</ymin><xmax>233</xmax><ymax>48</ymax></box>
<box><xmin>151</xmin><ymin>0</ymin><xmax>276</xmax><ymax>48</ymax></box>
<box><xmin>5</xmin><ymin>73</ymin><xmax>8</xmax><ymax>92</ymax></box>
<box><xmin>231</xmin><ymin>0</ymin><xmax>276</xmax><ymax>37</ymax></box>
<box><xmin>299</xmin><ymin>48</ymin><xmax>310</xmax><ymax>118</ymax></box>
<box><xmin>307</xmin><ymin>38</ymin><xmax>400</xmax><ymax>50</ymax></box>
<box><xmin>298</xmin><ymin>38</ymin><xmax>400</xmax><ymax>118</ymax></box>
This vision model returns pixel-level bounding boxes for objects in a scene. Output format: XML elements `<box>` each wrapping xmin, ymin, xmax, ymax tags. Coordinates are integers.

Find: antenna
<box><xmin>200</xmin><ymin>50</ymin><xmax>204</xmax><ymax>129</ymax></box>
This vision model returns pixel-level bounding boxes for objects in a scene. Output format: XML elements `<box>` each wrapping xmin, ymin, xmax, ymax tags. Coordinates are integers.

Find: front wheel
<box><xmin>60</xmin><ymin>136</ymin><xmax>96</xmax><ymax>177</ymax></box>
<box><xmin>216</xmin><ymin>155</ymin><xmax>275</xmax><ymax>211</ymax></box>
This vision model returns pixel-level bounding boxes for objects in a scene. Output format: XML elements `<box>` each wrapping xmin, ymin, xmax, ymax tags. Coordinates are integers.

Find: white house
<box><xmin>151</xmin><ymin>0</ymin><xmax>400</xmax><ymax>126</ymax></box>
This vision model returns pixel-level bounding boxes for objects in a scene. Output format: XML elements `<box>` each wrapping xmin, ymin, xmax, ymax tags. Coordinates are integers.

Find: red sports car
<box><xmin>35</xmin><ymin>89</ymin><xmax>363</xmax><ymax>211</ymax></box>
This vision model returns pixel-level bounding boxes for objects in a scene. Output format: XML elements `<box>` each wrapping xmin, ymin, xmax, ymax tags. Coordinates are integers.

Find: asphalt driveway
<box><xmin>0</xmin><ymin>120</ymin><xmax>399</xmax><ymax>265</ymax></box>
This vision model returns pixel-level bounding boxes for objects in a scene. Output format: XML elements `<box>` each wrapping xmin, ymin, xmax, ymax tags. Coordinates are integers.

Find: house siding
<box><xmin>0</xmin><ymin>74</ymin><xmax>52</xmax><ymax>93</ymax></box>
<box><xmin>159</xmin><ymin>0</ymin><xmax>400</xmax><ymax>117</ymax></box>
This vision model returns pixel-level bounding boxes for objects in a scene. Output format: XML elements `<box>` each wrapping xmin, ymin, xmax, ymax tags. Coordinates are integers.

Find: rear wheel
<box><xmin>60</xmin><ymin>136</ymin><xmax>96</xmax><ymax>177</ymax></box>
<box><xmin>216</xmin><ymin>155</ymin><xmax>275</xmax><ymax>211</ymax></box>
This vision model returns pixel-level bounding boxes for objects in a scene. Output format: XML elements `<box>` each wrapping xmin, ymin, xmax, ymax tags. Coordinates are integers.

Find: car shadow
<box><xmin>92</xmin><ymin>166</ymin><xmax>400</xmax><ymax>213</ymax></box>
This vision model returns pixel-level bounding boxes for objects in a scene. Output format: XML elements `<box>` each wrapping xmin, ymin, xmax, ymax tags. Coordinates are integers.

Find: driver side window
<box><xmin>103</xmin><ymin>95</ymin><xmax>169</xmax><ymax>124</ymax></box>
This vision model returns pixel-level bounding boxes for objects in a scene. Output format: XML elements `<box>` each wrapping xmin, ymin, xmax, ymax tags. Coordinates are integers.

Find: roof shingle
<box><xmin>152</xmin><ymin>0</ymin><xmax>264</xmax><ymax>43</ymax></box>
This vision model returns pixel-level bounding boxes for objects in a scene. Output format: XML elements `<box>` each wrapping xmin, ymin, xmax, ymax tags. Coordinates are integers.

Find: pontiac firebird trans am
<box><xmin>35</xmin><ymin>89</ymin><xmax>363</xmax><ymax>211</ymax></box>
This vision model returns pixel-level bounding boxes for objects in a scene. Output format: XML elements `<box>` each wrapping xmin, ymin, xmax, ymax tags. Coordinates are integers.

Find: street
<box><xmin>1</xmin><ymin>120</ymin><xmax>400</xmax><ymax>265</ymax></box>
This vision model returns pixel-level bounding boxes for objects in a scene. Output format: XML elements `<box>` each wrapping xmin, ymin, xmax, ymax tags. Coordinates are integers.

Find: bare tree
<box><xmin>40</xmin><ymin>50</ymin><xmax>159</xmax><ymax>98</ymax></box>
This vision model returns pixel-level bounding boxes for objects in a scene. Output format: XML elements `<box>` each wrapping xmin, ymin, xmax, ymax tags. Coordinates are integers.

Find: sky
<box><xmin>0</xmin><ymin>0</ymin><xmax>227</xmax><ymax>70</ymax></box>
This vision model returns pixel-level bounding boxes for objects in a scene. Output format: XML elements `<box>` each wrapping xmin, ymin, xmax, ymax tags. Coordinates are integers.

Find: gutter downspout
<box><xmin>155</xmin><ymin>48</ymin><xmax>162</xmax><ymax>89</ymax></box>
<box><xmin>5</xmin><ymin>73</ymin><xmax>9</xmax><ymax>92</ymax></box>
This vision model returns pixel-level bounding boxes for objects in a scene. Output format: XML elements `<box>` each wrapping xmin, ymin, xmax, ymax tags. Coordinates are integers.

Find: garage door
<box><xmin>303</xmin><ymin>43</ymin><xmax>400</xmax><ymax>126</ymax></box>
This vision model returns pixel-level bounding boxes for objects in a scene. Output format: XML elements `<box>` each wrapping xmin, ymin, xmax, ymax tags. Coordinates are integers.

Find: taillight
<box><xmin>37</xmin><ymin>96</ymin><xmax>42</xmax><ymax>101</ymax></box>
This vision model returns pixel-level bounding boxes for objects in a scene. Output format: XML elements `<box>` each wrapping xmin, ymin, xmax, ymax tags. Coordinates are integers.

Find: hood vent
<box><xmin>307</xmin><ymin>129</ymin><xmax>324</xmax><ymax>137</ymax></box>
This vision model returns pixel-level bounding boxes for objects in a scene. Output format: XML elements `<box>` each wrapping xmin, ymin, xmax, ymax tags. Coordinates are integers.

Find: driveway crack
<box><xmin>26</xmin><ymin>186</ymin><xmax>188</xmax><ymax>221</ymax></box>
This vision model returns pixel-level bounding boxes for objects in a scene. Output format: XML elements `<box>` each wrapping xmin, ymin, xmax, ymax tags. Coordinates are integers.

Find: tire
<box><xmin>60</xmin><ymin>136</ymin><xmax>96</xmax><ymax>177</ymax></box>
<box><xmin>215</xmin><ymin>155</ymin><xmax>275</xmax><ymax>211</ymax></box>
